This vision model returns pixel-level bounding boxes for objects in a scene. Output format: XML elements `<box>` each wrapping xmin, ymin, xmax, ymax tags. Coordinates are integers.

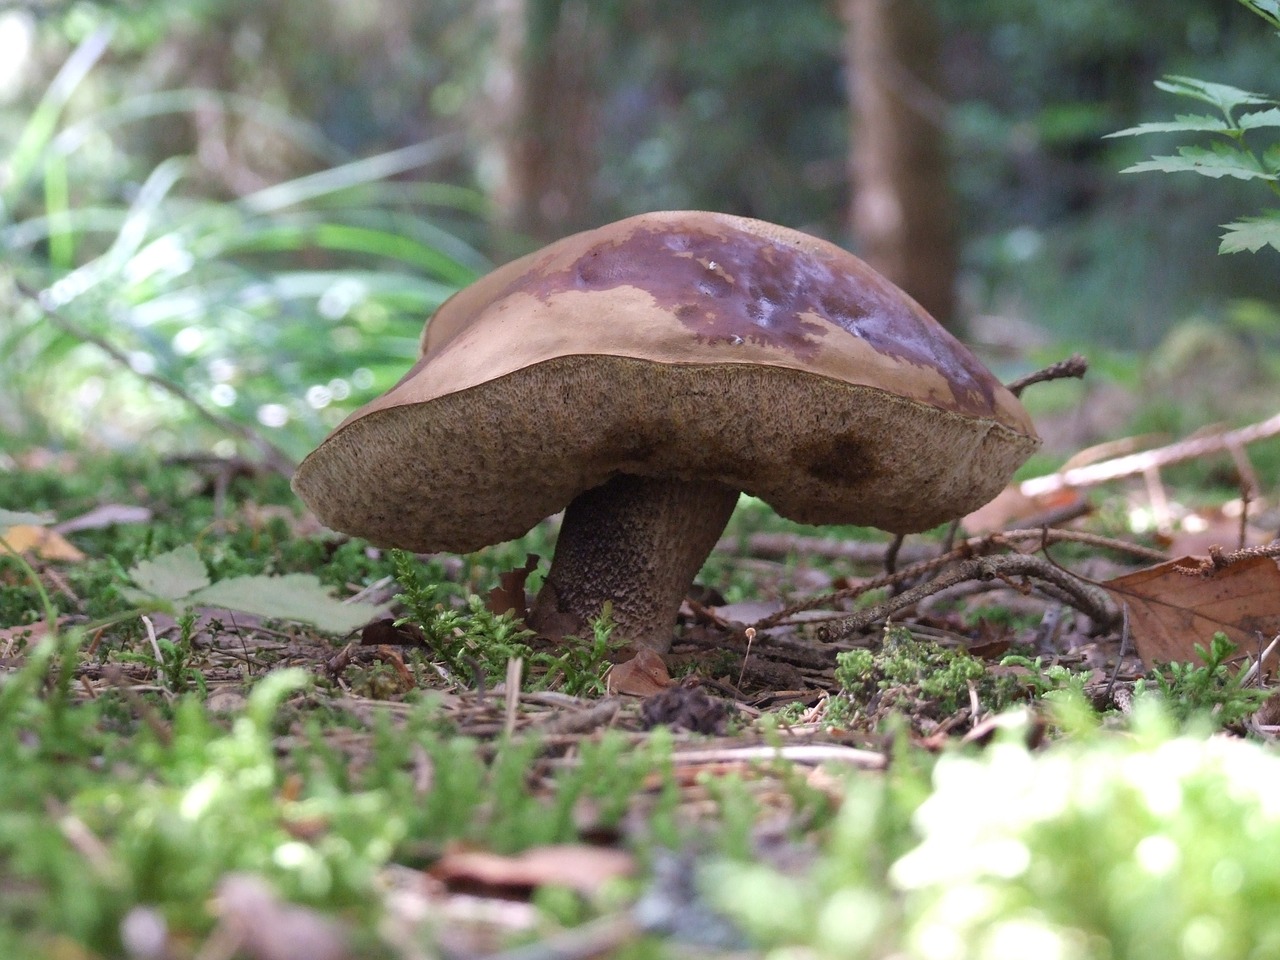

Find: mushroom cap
<box><xmin>293</xmin><ymin>211</ymin><xmax>1039</xmax><ymax>551</ymax></box>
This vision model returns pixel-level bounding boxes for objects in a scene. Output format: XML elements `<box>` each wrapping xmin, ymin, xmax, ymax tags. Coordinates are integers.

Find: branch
<box><xmin>1021</xmin><ymin>412</ymin><xmax>1280</xmax><ymax>497</ymax></box>
<box><xmin>822</xmin><ymin>553</ymin><xmax>1118</xmax><ymax>642</ymax></box>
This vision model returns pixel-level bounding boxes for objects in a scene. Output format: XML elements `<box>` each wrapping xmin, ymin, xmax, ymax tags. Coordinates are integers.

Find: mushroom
<box><xmin>292</xmin><ymin>211</ymin><xmax>1039</xmax><ymax>652</ymax></box>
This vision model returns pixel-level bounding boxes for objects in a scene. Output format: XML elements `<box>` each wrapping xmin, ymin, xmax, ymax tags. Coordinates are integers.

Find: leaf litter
<box><xmin>7</xmin><ymin>409</ymin><xmax>1280</xmax><ymax>957</ymax></box>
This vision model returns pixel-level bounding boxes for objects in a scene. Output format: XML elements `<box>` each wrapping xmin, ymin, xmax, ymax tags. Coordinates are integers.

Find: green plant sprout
<box><xmin>391</xmin><ymin>550</ymin><xmax>618</xmax><ymax>694</ymax></box>
<box><xmin>532</xmin><ymin>602</ymin><xmax>618</xmax><ymax>697</ymax></box>
<box><xmin>1137</xmin><ymin>631</ymin><xmax>1270</xmax><ymax>728</ymax></box>
<box><xmin>1108</xmin><ymin>0</ymin><xmax>1280</xmax><ymax>254</ymax></box>
<box><xmin>391</xmin><ymin>549</ymin><xmax>535</xmax><ymax>686</ymax></box>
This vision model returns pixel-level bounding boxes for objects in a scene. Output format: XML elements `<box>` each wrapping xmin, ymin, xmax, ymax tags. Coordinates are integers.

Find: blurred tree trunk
<box><xmin>841</xmin><ymin>0</ymin><xmax>957</xmax><ymax>329</ymax></box>
<box><xmin>481</xmin><ymin>0</ymin><xmax>602</xmax><ymax>252</ymax></box>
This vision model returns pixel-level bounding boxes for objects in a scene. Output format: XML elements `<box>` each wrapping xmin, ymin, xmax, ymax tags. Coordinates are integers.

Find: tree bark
<box><xmin>841</xmin><ymin>0</ymin><xmax>958</xmax><ymax>328</ymax></box>
<box><xmin>479</xmin><ymin>0</ymin><xmax>602</xmax><ymax>252</ymax></box>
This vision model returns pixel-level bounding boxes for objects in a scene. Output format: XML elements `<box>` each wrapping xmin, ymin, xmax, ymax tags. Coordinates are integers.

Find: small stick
<box><xmin>1023</xmin><ymin>410</ymin><xmax>1280</xmax><ymax>497</ymax></box>
<box><xmin>504</xmin><ymin>657</ymin><xmax>523</xmax><ymax>736</ymax></box>
<box><xmin>823</xmin><ymin>553</ymin><xmax>1116</xmax><ymax>642</ymax></box>
<box><xmin>1103</xmin><ymin>604</ymin><xmax>1130</xmax><ymax>706</ymax></box>
<box><xmin>752</xmin><ymin>528</ymin><xmax>1163</xmax><ymax>631</ymax></box>
<box><xmin>1005</xmin><ymin>353</ymin><xmax>1089</xmax><ymax>398</ymax></box>
<box><xmin>883</xmin><ymin>534</ymin><xmax>904</xmax><ymax>575</ymax></box>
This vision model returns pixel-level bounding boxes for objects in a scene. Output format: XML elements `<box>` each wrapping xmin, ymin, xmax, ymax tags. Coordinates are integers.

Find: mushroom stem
<box><xmin>529</xmin><ymin>474</ymin><xmax>740</xmax><ymax>652</ymax></box>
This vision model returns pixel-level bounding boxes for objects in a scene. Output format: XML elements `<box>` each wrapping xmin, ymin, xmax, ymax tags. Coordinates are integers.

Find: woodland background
<box><xmin>1</xmin><ymin>0</ymin><xmax>1278</xmax><ymax>464</ymax></box>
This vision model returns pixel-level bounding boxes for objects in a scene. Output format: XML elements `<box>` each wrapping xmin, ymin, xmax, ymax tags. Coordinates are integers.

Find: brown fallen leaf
<box><xmin>54</xmin><ymin>503</ymin><xmax>152</xmax><ymax>533</ymax></box>
<box><xmin>1104</xmin><ymin>555</ymin><xmax>1280</xmax><ymax>670</ymax></box>
<box><xmin>0</xmin><ymin>617</ymin><xmax>70</xmax><ymax>648</ymax></box>
<box><xmin>606</xmin><ymin>648</ymin><xmax>671</xmax><ymax>696</ymax></box>
<box><xmin>0</xmin><ymin>524</ymin><xmax>86</xmax><ymax>562</ymax></box>
<box><xmin>429</xmin><ymin>844</ymin><xmax>635</xmax><ymax>898</ymax></box>
<box><xmin>214</xmin><ymin>873</ymin><xmax>351</xmax><ymax>960</ymax></box>
<box><xmin>487</xmin><ymin>553</ymin><xmax>540</xmax><ymax>618</ymax></box>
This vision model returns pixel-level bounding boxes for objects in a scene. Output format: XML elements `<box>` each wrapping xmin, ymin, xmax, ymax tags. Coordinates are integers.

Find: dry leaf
<box><xmin>54</xmin><ymin>504</ymin><xmax>152</xmax><ymax>533</ymax></box>
<box><xmin>606</xmin><ymin>649</ymin><xmax>671</xmax><ymax>696</ymax></box>
<box><xmin>214</xmin><ymin>873</ymin><xmax>351</xmax><ymax>960</ymax></box>
<box><xmin>429</xmin><ymin>844</ymin><xmax>635</xmax><ymax>898</ymax></box>
<box><xmin>487</xmin><ymin>553</ymin><xmax>540</xmax><ymax>618</ymax></box>
<box><xmin>0</xmin><ymin>525</ymin><xmax>86</xmax><ymax>562</ymax></box>
<box><xmin>1104</xmin><ymin>555</ymin><xmax>1280</xmax><ymax>670</ymax></box>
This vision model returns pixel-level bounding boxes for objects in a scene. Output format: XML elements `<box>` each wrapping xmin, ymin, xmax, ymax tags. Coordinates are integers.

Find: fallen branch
<box><xmin>822</xmin><ymin>553</ymin><xmax>1117</xmax><ymax>642</ymax></box>
<box><xmin>750</xmin><ymin>528</ymin><xmax>1163</xmax><ymax>631</ymax></box>
<box><xmin>1021</xmin><ymin>411</ymin><xmax>1280</xmax><ymax>496</ymax></box>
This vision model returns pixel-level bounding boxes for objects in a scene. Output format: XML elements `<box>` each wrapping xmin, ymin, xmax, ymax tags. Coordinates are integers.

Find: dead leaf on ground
<box><xmin>1104</xmin><ymin>554</ymin><xmax>1280</xmax><ymax>671</ymax></box>
<box><xmin>606</xmin><ymin>648</ymin><xmax>671</xmax><ymax>696</ymax></box>
<box><xmin>54</xmin><ymin>504</ymin><xmax>152</xmax><ymax>533</ymax></box>
<box><xmin>429</xmin><ymin>844</ymin><xmax>635</xmax><ymax>898</ymax></box>
<box><xmin>0</xmin><ymin>524</ymin><xmax>86</xmax><ymax>562</ymax></box>
<box><xmin>360</xmin><ymin>618</ymin><xmax>426</xmax><ymax>647</ymax></box>
<box><xmin>214</xmin><ymin>873</ymin><xmax>351</xmax><ymax>960</ymax></box>
<box><xmin>487</xmin><ymin>553</ymin><xmax>540</xmax><ymax>618</ymax></box>
<box><xmin>0</xmin><ymin>617</ymin><xmax>72</xmax><ymax>651</ymax></box>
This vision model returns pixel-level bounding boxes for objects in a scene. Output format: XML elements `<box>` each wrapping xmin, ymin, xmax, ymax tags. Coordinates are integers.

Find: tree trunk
<box><xmin>479</xmin><ymin>0</ymin><xmax>602</xmax><ymax>252</ymax></box>
<box><xmin>841</xmin><ymin>0</ymin><xmax>958</xmax><ymax>328</ymax></box>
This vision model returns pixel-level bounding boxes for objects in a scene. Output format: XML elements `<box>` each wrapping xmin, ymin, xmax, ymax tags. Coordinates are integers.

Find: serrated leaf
<box><xmin>0</xmin><ymin>509</ymin><xmax>54</xmax><ymax>531</ymax></box>
<box><xmin>1239</xmin><ymin>107</ymin><xmax>1280</xmax><ymax>130</ymax></box>
<box><xmin>1220</xmin><ymin>214</ymin><xmax>1280</xmax><ymax>254</ymax></box>
<box><xmin>1107</xmin><ymin>114</ymin><xmax>1231</xmax><ymax>137</ymax></box>
<box><xmin>127</xmin><ymin>544</ymin><xmax>211</xmax><ymax>601</ymax></box>
<box><xmin>187</xmin><ymin>574</ymin><xmax>383</xmax><ymax>633</ymax></box>
<box><xmin>1122</xmin><ymin>145</ymin><xmax>1277</xmax><ymax>180</ymax></box>
<box><xmin>1154</xmin><ymin>75</ymin><xmax>1273</xmax><ymax>114</ymax></box>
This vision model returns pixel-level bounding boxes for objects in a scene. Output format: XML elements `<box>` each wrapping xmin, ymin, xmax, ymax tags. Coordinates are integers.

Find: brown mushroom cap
<box><xmin>293</xmin><ymin>210</ymin><xmax>1038</xmax><ymax>555</ymax></box>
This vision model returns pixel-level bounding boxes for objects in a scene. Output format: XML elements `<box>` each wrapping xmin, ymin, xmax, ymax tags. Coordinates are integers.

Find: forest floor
<box><xmin>6</xmin><ymin>358</ymin><xmax>1280</xmax><ymax>959</ymax></box>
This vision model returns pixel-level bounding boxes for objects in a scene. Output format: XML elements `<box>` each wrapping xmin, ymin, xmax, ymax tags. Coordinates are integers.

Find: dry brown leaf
<box><xmin>429</xmin><ymin>844</ymin><xmax>635</xmax><ymax>898</ymax></box>
<box><xmin>487</xmin><ymin>553</ymin><xmax>540</xmax><ymax>618</ymax></box>
<box><xmin>606</xmin><ymin>648</ymin><xmax>671</xmax><ymax>696</ymax></box>
<box><xmin>0</xmin><ymin>525</ymin><xmax>86</xmax><ymax>562</ymax></box>
<box><xmin>214</xmin><ymin>873</ymin><xmax>351</xmax><ymax>960</ymax></box>
<box><xmin>54</xmin><ymin>503</ymin><xmax>152</xmax><ymax>533</ymax></box>
<box><xmin>1104</xmin><ymin>555</ymin><xmax>1280</xmax><ymax>669</ymax></box>
<box><xmin>0</xmin><ymin>617</ymin><xmax>71</xmax><ymax>651</ymax></box>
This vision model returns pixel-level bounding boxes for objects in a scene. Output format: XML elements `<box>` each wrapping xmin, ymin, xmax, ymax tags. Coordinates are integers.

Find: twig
<box><xmin>823</xmin><ymin>554</ymin><xmax>1117</xmax><ymax>642</ymax></box>
<box><xmin>1103</xmin><ymin>604</ymin><xmax>1130</xmax><ymax>705</ymax></box>
<box><xmin>669</xmin><ymin>743</ymin><xmax>886</xmax><ymax>769</ymax></box>
<box><xmin>1005</xmin><ymin>353</ymin><xmax>1089</xmax><ymax>398</ymax></box>
<box><xmin>504</xmin><ymin>657</ymin><xmax>523</xmax><ymax>737</ymax></box>
<box><xmin>15</xmin><ymin>280</ymin><xmax>298</xmax><ymax>478</ymax></box>
<box><xmin>750</xmin><ymin>528</ymin><xmax>1163</xmax><ymax>631</ymax></box>
<box><xmin>1175</xmin><ymin>538</ymin><xmax>1280</xmax><ymax>575</ymax></box>
<box><xmin>1021</xmin><ymin>410</ymin><xmax>1280</xmax><ymax>496</ymax></box>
